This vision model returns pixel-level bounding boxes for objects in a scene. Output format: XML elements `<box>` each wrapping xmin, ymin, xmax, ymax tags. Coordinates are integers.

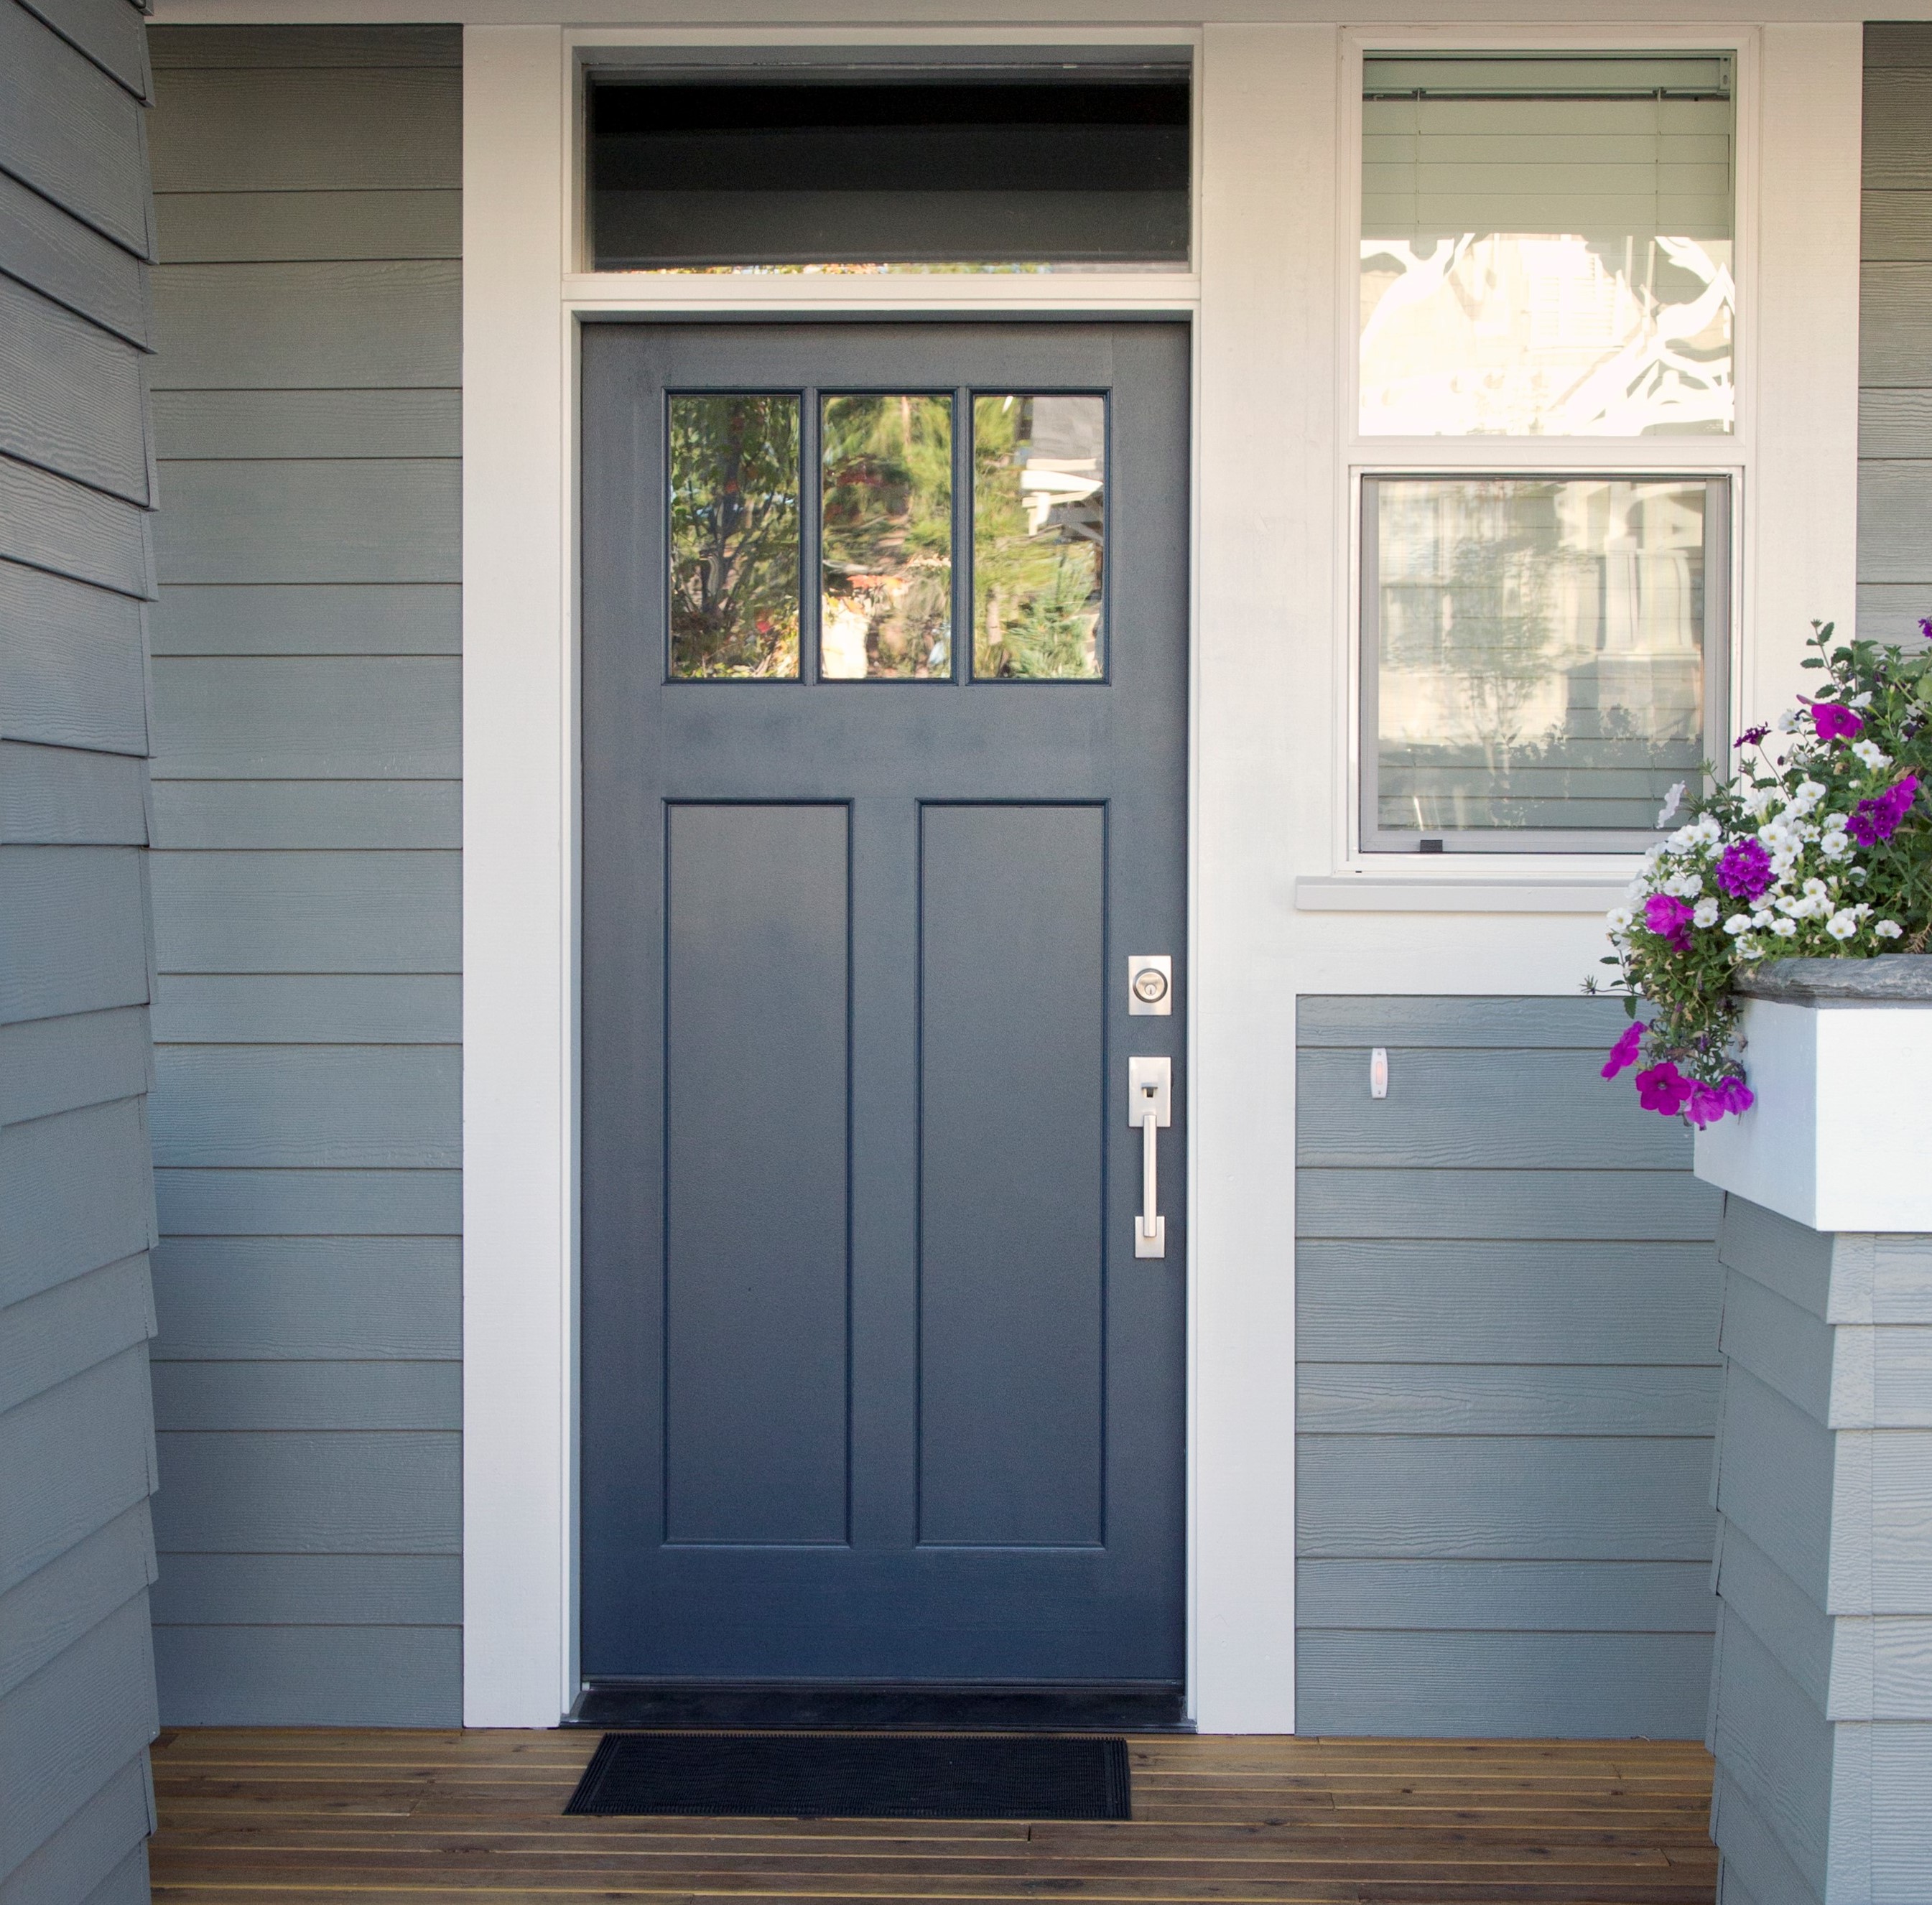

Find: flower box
<box><xmin>1691</xmin><ymin>954</ymin><xmax>1932</xmax><ymax>1229</ymax></box>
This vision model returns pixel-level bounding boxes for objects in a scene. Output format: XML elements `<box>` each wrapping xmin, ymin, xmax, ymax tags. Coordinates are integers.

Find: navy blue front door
<box><xmin>579</xmin><ymin>322</ymin><xmax>1187</xmax><ymax>1689</ymax></box>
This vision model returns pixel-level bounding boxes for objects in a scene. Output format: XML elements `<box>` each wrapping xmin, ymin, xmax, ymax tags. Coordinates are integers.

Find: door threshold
<box><xmin>567</xmin><ymin>1682</ymin><xmax>1192</xmax><ymax>1733</ymax></box>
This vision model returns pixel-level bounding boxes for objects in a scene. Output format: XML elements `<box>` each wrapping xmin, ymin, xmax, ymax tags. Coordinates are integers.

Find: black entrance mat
<box><xmin>565</xmin><ymin>1731</ymin><xmax>1131</xmax><ymax>1820</ymax></box>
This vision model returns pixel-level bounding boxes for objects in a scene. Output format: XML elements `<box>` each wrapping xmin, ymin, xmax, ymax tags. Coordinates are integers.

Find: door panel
<box><xmin>580</xmin><ymin>322</ymin><xmax>1188</xmax><ymax>1692</ymax></box>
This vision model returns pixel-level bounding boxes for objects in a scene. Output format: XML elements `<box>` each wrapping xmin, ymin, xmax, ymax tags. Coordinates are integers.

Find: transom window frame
<box><xmin>1334</xmin><ymin>24</ymin><xmax>1757</xmax><ymax>869</ymax></box>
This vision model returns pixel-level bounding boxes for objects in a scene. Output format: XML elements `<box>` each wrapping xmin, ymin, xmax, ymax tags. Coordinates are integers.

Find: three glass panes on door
<box><xmin>669</xmin><ymin>390</ymin><xmax>1106</xmax><ymax>681</ymax></box>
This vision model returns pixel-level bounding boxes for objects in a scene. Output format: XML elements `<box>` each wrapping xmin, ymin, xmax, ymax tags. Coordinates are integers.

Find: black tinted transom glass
<box><xmin>669</xmin><ymin>390</ymin><xmax>1107</xmax><ymax>681</ymax></box>
<box><xmin>588</xmin><ymin>64</ymin><xmax>1190</xmax><ymax>272</ymax></box>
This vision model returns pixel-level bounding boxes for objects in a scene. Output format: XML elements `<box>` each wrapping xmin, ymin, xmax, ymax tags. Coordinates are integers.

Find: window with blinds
<box><xmin>1360</xmin><ymin>52</ymin><xmax>1734</xmax><ymax>435</ymax></box>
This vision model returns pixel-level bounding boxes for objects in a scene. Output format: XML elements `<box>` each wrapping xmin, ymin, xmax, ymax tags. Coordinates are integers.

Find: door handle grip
<box><xmin>1129</xmin><ymin>1056</ymin><xmax>1171</xmax><ymax>1260</ymax></box>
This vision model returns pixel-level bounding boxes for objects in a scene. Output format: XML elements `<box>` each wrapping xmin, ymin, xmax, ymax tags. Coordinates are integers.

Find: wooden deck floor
<box><xmin>149</xmin><ymin>1728</ymin><xmax>1719</xmax><ymax>1904</ymax></box>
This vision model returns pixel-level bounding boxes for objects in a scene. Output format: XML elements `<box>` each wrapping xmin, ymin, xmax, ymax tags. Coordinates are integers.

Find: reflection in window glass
<box><xmin>1369</xmin><ymin>478</ymin><xmax>1714</xmax><ymax>837</ymax></box>
<box><xmin>669</xmin><ymin>395</ymin><xmax>801</xmax><ymax>678</ymax></box>
<box><xmin>1360</xmin><ymin>54</ymin><xmax>1734</xmax><ymax>436</ymax></box>
<box><xmin>820</xmin><ymin>395</ymin><xmax>953</xmax><ymax>679</ymax></box>
<box><xmin>972</xmin><ymin>395</ymin><xmax>1105</xmax><ymax>679</ymax></box>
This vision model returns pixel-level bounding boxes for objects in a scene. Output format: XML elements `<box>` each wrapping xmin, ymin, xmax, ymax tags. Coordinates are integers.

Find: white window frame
<box><xmin>1333</xmin><ymin>24</ymin><xmax>1756</xmax><ymax>875</ymax></box>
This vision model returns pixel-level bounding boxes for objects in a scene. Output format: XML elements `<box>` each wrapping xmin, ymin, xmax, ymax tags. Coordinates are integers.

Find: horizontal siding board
<box><xmin>0</xmin><ymin>1097</ymin><xmax>155</xmax><ymax>1302</ymax></box>
<box><xmin>76</xmin><ymin>1843</ymin><xmax>149</xmax><ymax>1905</ymax></box>
<box><xmin>16</xmin><ymin>0</ymin><xmax>152</xmax><ymax>101</ymax></box>
<box><xmin>1864</xmin><ymin>67</ymin><xmax>1932</xmax><ymax>190</ymax></box>
<box><xmin>0</xmin><ymin>276</ymin><xmax>149</xmax><ymax>502</ymax></box>
<box><xmin>1297</xmin><ymin>1362</ymin><xmax>1721</xmax><ymax>1435</ymax></box>
<box><xmin>1714</xmin><ymin>1365</ymin><xmax>1836</xmax><ymax>1607</ymax></box>
<box><xmin>0</xmin><ymin>561</ymin><xmax>149</xmax><ymax>753</ymax></box>
<box><xmin>1719</xmin><ymin>1269</ymin><xmax>1834</xmax><ymax>1426</ymax></box>
<box><xmin>1858</xmin><ymin>584</ymin><xmax>1932</xmax><ymax>645</ymax></box>
<box><xmin>151</xmin><ymin>386</ymin><xmax>460</xmax><ymax>458</ymax></box>
<box><xmin>1859</xmin><ymin>264</ymin><xmax>1932</xmax><ymax>386</ymax></box>
<box><xmin>1859</xmin><ymin>460</ymin><xmax>1932</xmax><ymax>582</ymax></box>
<box><xmin>0</xmin><ymin>1596</ymin><xmax>157</xmax><ymax>1878</ymax></box>
<box><xmin>1296</xmin><ymin>1631</ymin><xmax>1714</xmax><ymax>1740</ymax></box>
<box><xmin>151</xmin><ymin>1044</ymin><xmax>458</xmax><ymax>1168</ymax></box>
<box><xmin>152</xmin><ymin>459</ymin><xmax>460</xmax><ymax>584</ymax></box>
<box><xmin>1709</xmin><ymin>1766</ymin><xmax>1824</xmax><ymax>1905</ymax></box>
<box><xmin>150</xmin><ymin>1429</ymin><xmax>459</xmax><ymax>1552</ymax></box>
<box><xmin>1859</xmin><ymin>390</ymin><xmax>1932</xmax><ymax>457</ymax></box>
<box><xmin>148</xmin><ymin>24</ymin><xmax>461</xmax><ymax>65</ymax></box>
<box><xmin>151</xmin><ymin>973</ymin><xmax>460</xmax><ymax>1044</ymax></box>
<box><xmin>152</xmin><ymin>1359</ymin><xmax>459</xmax><ymax>1430</ymax></box>
<box><xmin>0</xmin><ymin>1006</ymin><xmax>149</xmax><ymax>1125</ymax></box>
<box><xmin>1297</xmin><ymin>994</ymin><xmax>1636</xmax><ymax>1048</ymax></box>
<box><xmin>150</xmin><ymin>1236</ymin><xmax>460</xmax><ymax>1359</ymax></box>
<box><xmin>0</xmin><ymin>1348</ymin><xmax>156</xmax><ymax>1596</ymax></box>
<box><xmin>155</xmin><ymin>1166</ymin><xmax>460</xmax><ymax>1236</ymax></box>
<box><xmin>1297</xmin><ymin>1239</ymin><xmax>1722</xmax><ymax>1363</ymax></box>
<box><xmin>1296</xmin><ymin>1166</ymin><xmax>1721</xmax><ymax>1241</ymax></box>
<box><xmin>153</xmin><ymin>1623</ymin><xmax>460</xmax><ymax>1728</ymax></box>
<box><xmin>1714</xmin><ymin>1521</ymin><xmax>1834</xmax><ymax>1716</ymax></box>
<box><xmin>1719</xmin><ymin>1196</ymin><xmax>1834</xmax><ymax>1318</ymax></box>
<box><xmin>1298</xmin><ymin>1434</ymin><xmax>1717</xmax><ymax>1560</ymax></box>
<box><xmin>0</xmin><ymin>1502</ymin><xmax>154</xmax><ymax>1700</ymax></box>
<box><xmin>150</xmin><ymin>655</ymin><xmax>458</xmax><ymax>778</ymax></box>
<box><xmin>1866</xmin><ymin>22</ymin><xmax>1932</xmax><ymax>68</ymax></box>
<box><xmin>149</xmin><ymin>582</ymin><xmax>460</xmax><ymax>656</ymax></box>
<box><xmin>0</xmin><ymin>742</ymin><xmax>147</xmax><ymax>844</ymax></box>
<box><xmin>0</xmin><ymin>1751</ymin><xmax>153</xmax><ymax>1905</ymax></box>
<box><xmin>0</xmin><ymin>168</ymin><xmax>149</xmax><ymax>347</ymax></box>
<box><xmin>1867</xmin><ymin>1431</ymin><xmax>1932</xmax><ymax>1610</ymax></box>
<box><xmin>151</xmin><ymin>259</ymin><xmax>458</xmax><ymax>388</ymax></box>
<box><xmin>1296</xmin><ymin>1560</ymin><xmax>1716</xmax><ymax>1634</ymax></box>
<box><xmin>0</xmin><ymin>452</ymin><xmax>151</xmax><ymax>598</ymax></box>
<box><xmin>0</xmin><ymin>1252</ymin><xmax>154</xmax><ymax>1418</ymax></box>
<box><xmin>154</xmin><ymin>188</ymin><xmax>462</xmax><ymax>264</ymax></box>
<box><xmin>0</xmin><ymin>0</ymin><xmax>151</xmax><ymax>256</ymax></box>
<box><xmin>148</xmin><ymin>1552</ymin><xmax>458</xmax><ymax>1626</ymax></box>
<box><xmin>150</xmin><ymin>849</ymin><xmax>459</xmax><ymax>973</ymax></box>
<box><xmin>1297</xmin><ymin>1045</ymin><xmax>1689</xmax><ymax>1168</ymax></box>
<box><xmin>149</xmin><ymin>67</ymin><xmax>462</xmax><ymax>192</ymax></box>
<box><xmin>1863</xmin><ymin>191</ymin><xmax>1932</xmax><ymax>264</ymax></box>
<box><xmin>149</xmin><ymin>778</ymin><xmax>460</xmax><ymax>849</ymax></box>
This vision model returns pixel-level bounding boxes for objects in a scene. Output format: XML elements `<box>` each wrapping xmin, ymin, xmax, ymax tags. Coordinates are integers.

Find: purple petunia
<box><xmin>1634</xmin><ymin>1061</ymin><xmax>1696</xmax><ymax>1117</ymax></box>
<box><xmin>1601</xmin><ymin>1023</ymin><xmax>1644</xmax><ymax>1079</ymax></box>
<box><xmin>1920</xmin><ymin>616</ymin><xmax>1931</xmax><ymax>641</ymax></box>
<box><xmin>1848</xmin><ymin>774</ymin><xmax>1921</xmax><ymax>847</ymax></box>
<box><xmin>1643</xmin><ymin>893</ymin><xmax>1696</xmax><ymax>951</ymax></box>
<box><xmin>1685</xmin><ymin>1076</ymin><xmax>1756</xmax><ymax>1128</ymax></box>
<box><xmin>1813</xmin><ymin>703</ymin><xmax>1864</xmax><ymax>742</ymax></box>
<box><xmin>1735</xmin><ymin>724</ymin><xmax>1770</xmax><ymax>749</ymax></box>
<box><xmin>1717</xmin><ymin>837</ymin><xmax>1775</xmax><ymax>901</ymax></box>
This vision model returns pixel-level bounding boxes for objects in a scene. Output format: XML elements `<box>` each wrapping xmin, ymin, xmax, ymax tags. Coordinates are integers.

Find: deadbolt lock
<box><xmin>1128</xmin><ymin>955</ymin><xmax>1173</xmax><ymax>1015</ymax></box>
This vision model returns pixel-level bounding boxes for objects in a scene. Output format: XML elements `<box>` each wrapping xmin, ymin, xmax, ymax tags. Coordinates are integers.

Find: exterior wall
<box><xmin>1295</xmin><ymin>997</ymin><xmax>1722</xmax><ymax>1737</ymax></box>
<box><xmin>1859</xmin><ymin>22</ymin><xmax>1932</xmax><ymax>643</ymax></box>
<box><xmin>1705</xmin><ymin>1198</ymin><xmax>1932</xmax><ymax>1905</ymax></box>
<box><xmin>143</xmin><ymin>23</ymin><xmax>463</xmax><ymax>1726</ymax></box>
<box><xmin>0</xmin><ymin>0</ymin><xmax>164</xmax><ymax>1897</ymax></box>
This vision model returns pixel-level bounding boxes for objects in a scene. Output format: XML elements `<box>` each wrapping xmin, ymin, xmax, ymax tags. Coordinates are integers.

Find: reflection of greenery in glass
<box><xmin>819</xmin><ymin>395</ymin><xmax>952</xmax><ymax>679</ymax></box>
<box><xmin>1375</xmin><ymin>478</ymin><xmax>1707</xmax><ymax>831</ymax></box>
<box><xmin>669</xmin><ymin>395</ymin><xmax>801</xmax><ymax>678</ymax></box>
<box><xmin>973</xmin><ymin>395</ymin><xmax>1105</xmax><ymax>679</ymax></box>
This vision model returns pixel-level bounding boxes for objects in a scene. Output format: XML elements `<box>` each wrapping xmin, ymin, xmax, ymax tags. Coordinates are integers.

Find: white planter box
<box><xmin>1694</xmin><ymin>974</ymin><xmax>1932</xmax><ymax>1232</ymax></box>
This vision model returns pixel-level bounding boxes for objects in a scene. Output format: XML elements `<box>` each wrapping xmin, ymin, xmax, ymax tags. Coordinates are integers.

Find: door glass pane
<box><xmin>1360</xmin><ymin>52</ymin><xmax>1735</xmax><ymax>436</ymax></box>
<box><xmin>820</xmin><ymin>394</ymin><xmax>954</xmax><ymax>679</ymax></box>
<box><xmin>972</xmin><ymin>394</ymin><xmax>1105</xmax><ymax>680</ymax></box>
<box><xmin>587</xmin><ymin>67</ymin><xmax>1190</xmax><ymax>274</ymax></box>
<box><xmin>1370</xmin><ymin>477</ymin><xmax>1712</xmax><ymax>835</ymax></box>
<box><xmin>669</xmin><ymin>393</ymin><xmax>801</xmax><ymax>679</ymax></box>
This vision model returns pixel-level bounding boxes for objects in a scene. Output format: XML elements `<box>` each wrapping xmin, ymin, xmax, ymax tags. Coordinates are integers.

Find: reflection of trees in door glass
<box><xmin>819</xmin><ymin>394</ymin><xmax>953</xmax><ymax>679</ymax></box>
<box><xmin>669</xmin><ymin>394</ymin><xmax>801</xmax><ymax>678</ymax></box>
<box><xmin>973</xmin><ymin>395</ymin><xmax>1105</xmax><ymax>679</ymax></box>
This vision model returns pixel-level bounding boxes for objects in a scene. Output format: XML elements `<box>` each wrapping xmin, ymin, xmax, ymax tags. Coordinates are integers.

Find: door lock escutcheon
<box><xmin>1128</xmin><ymin>954</ymin><xmax>1172</xmax><ymax>1015</ymax></box>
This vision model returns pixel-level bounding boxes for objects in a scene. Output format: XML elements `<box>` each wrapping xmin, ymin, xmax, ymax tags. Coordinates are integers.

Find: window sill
<box><xmin>1294</xmin><ymin>874</ymin><xmax>1628</xmax><ymax>914</ymax></box>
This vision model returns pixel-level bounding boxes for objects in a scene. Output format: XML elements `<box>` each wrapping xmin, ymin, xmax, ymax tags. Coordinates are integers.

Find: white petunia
<box><xmin>1773</xmin><ymin>918</ymin><xmax>1801</xmax><ymax>937</ymax></box>
<box><xmin>1875</xmin><ymin>919</ymin><xmax>1905</xmax><ymax>939</ymax></box>
<box><xmin>1656</xmin><ymin>782</ymin><xmax>1686</xmax><ymax>826</ymax></box>
<box><xmin>1606</xmin><ymin>907</ymin><xmax>1634</xmax><ymax>933</ymax></box>
<box><xmin>1819</xmin><ymin>831</ymin><xmax>1852</xmax><ymax>860</ymax></box>
<box><xmin>1852</xmin><ymin>691</ymin><xmax>1874</xmax><ymax>709</ymax></box>
<box><xmin>1826</xmin><ymin>910</ymin><xmax>1860</xmax><ymax>940</ymax></box>
<box><xmin>1666</xmin><ymin>871</ymin><xmax>1704</xmax><ymax>898</ymax></box>
<box><xmin>1791</xmin><ymin>780</ymin><xmax>1829</xmax><ymax>814</ymax></box>
<box><xmin>1724</xmin><ymin>914</ymin><xmax>1752</xmax><ymax>935</ymax></box>
<box><xmin>1852</xmin><ymin>740</ymin><xmax>1892</xmax><ymax>771</ymax></box>
<box><xmin>1740</xmin><ymin>941</ymin><xmax>1767</xmax><ymax>959</ymax></box>
<box><xmin>1694</xmin><ymin>898</ymin><xmax>1721</xmax><ymax>928</ymax></box>
<box><xmin>1751</xmin><ymin>910</ymin><xmax>1775</xmax><ymax>929</ymax></box>
<box><xmin>1775</xmin><ymin>709</ymin><xmax>1801</xmax><ymax>735</ymax></box>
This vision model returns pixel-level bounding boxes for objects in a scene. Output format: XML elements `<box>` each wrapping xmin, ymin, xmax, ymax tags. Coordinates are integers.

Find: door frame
<box><xmin>458</xmin><ymin>19</ymin><xmax>1306</xmax><ymax>1733</ymax></box>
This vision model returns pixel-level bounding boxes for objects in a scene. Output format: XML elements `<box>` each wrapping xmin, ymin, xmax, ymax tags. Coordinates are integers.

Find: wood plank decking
<box><xmin>149</xmin><ymin>1728</ymin><xmax>1719</xmax><ymax>1904</ymax></box>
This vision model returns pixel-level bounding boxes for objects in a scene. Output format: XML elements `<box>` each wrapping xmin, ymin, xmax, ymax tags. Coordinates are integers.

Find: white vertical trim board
<box><xmin>462</xmin><ymin>22</ymin><xmax>575</xmax><ymax>1728</ymax></box>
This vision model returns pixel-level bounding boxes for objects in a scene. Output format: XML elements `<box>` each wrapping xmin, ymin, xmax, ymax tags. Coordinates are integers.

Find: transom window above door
<box><xmin>585</xmin><ymin>57</ymin><xmax>1191</xmax><ymax>274</ymax></box>
<box><xmin>667</xmin><ymin>389</ymin><xmax>1107</xmax><ymax>682</ymax></box>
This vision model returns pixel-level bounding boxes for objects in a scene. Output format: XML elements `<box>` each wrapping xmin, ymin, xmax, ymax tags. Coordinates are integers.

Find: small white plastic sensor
<box><xmin>1370</xmin><ymin>1047</ymin><xmax>1389</xmax><ymax>1099</ymax></box>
